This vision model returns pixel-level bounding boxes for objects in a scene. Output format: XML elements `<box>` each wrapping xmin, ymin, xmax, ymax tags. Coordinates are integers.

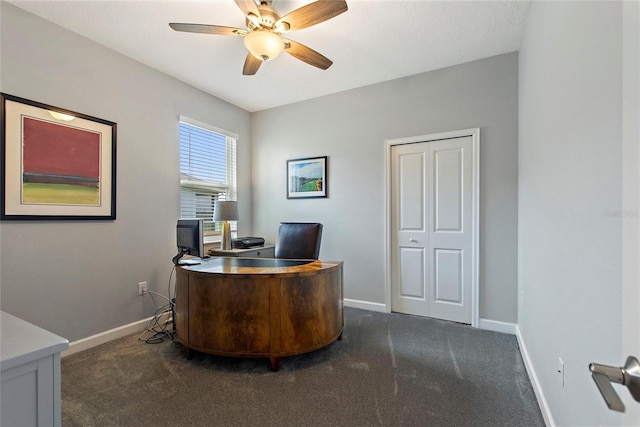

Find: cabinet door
<box><xmin>1</xmin><ymin>355</ymin><xmax>58</xmax><ymax>427</ymax></box>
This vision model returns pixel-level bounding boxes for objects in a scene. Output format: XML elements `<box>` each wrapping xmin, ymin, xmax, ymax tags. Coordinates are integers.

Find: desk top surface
<box><xmin>180</xmin><ymin>257</ymin><xmax>342</xmax><ymax>276</ymax></box>
<box><xmin>1</xmin><ymin>311</ymin><xmax>69</xmax><ymax>370</ymax></box>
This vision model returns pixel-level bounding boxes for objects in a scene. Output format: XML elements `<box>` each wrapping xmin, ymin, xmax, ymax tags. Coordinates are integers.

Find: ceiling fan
<box><xmin>169</xmin><ymin>0</ymin><xmax>348</xmax><ymax>75</ymax></box>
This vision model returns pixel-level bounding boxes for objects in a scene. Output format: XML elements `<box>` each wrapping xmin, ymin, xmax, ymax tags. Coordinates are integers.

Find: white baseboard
<box><xmin>61</xmin><ymin>316</ymin><xmax>153</xmax><ymax>358</ymax></box>
<box><xmin>478</xmin><ymin>318</ymin><xmax>517</xmax><ymax>335</ymax></box>
<box><xmin>343</xmin><ymin>298</ymin><xmax>387</xmax><ymax>313</ymax></box>
<box><xmin>343</xmin><ymin>302</ymin><xmax>520</xmax><ymax>337</ymax></box>
<box><xmin>516</xmin><ymin>325</ymin><xmax>556</xmax><ymax>427</ymax></box>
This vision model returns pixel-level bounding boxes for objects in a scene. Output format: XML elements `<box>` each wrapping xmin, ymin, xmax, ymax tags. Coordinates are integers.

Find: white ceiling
<box><xmin>9</xmin><ymin>0</ymin><xmax>531</xmax><ymax>112</ymax></box>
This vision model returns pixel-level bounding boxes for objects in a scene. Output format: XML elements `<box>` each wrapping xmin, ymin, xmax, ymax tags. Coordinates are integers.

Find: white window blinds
<box><xmin>179</xmin><ymin>117</ymin><xmax>237</xmax><ymax>238</ymax></box>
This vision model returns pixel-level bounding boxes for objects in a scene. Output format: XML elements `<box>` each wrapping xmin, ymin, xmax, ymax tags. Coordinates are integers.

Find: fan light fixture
<box><xmin>243</xmin><ymin>30</ymin><xmax>284</xmax><ymax>61</ymax></box>
<box><xmin>169</xmin><ymin>0</ymin><xmax>348</xmax><ymax>75</ymax></box>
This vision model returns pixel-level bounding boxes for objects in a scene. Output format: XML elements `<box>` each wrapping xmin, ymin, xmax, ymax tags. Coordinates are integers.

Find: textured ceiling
<box><xmin>9</xmin><ymin>0</ymin><xmax>531</xmax><ymax>112</ymax></box>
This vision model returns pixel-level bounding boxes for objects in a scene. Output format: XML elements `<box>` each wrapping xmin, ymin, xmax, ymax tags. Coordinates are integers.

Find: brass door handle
<box><xmin>589</xmin><ymin>356</ymin><xmax>640</xmax><ymax>412</ymax></box>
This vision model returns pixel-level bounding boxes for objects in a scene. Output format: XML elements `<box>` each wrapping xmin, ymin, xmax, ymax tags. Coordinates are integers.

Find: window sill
<box><xmin>204</xmin><ymin>236</ymin><xmax>221</xmax><ymax>244</ymax></box>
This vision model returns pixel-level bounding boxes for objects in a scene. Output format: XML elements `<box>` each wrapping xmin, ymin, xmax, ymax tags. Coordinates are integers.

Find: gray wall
<box><xmin>1</xmin><ymin>2</ymin><xmax>519</xmax><ymax>341</ymax></box>
<box><xmin>251</xmin><ymin>53</ymin><xmax>519</xmax><ymax>323</ymax></box>
<box><xmin>0</xmin><ymin>2</ymin><xmax>252</xmax><ymax>341</ymax></box>
<box><xmin>518</xmin><ymin>2</ymin><xmax>623</xmax><ymax>425</ymax></box>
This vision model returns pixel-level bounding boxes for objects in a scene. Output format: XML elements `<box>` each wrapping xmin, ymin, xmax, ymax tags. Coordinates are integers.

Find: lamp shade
<box><xmin>243</xmin><ymin>30</ymin><xmax>284</xmax><ymax>61</ymax></box>
<box><xmin>214</xmin><ymin>201</ymin><xmax>239</xmax><ymax>222</ymax></box>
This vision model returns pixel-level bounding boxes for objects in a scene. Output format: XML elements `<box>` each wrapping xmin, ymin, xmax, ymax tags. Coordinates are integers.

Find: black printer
<box><xmin>231</xmin><ymin>236</ymin><xmax>265</xmax><ymax>249</ymax></box>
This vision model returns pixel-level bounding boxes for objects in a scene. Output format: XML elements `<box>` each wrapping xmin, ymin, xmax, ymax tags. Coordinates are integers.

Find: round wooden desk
<box><xmin>175</xmin><ymin>258</ymin><xmax>343</xmax><ymax>371</ymax></box>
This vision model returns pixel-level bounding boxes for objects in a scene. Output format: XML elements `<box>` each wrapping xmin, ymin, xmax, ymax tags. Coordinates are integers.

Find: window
<box><xmin>179</xmin><ymin>116</ymin><xmax>237</xmax><ymax>242</ymax></box>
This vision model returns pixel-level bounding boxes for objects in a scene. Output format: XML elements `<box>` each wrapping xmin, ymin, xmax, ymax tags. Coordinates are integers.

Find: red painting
<box><xmin>23</xmin><ymin>117</ymin><xmax>100</xmax><ymax>184</ymax></box>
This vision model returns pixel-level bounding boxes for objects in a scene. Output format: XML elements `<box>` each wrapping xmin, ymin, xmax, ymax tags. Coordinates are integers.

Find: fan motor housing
<box><xmin>246</xmin><ymin>5</ymin><xmax>280</xmax><ymax>31</ymax></box>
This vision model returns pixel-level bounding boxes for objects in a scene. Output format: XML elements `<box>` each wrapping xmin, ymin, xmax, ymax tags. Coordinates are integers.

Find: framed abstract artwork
<box><xmin>1</xmin><ymin>93</ymin><xmax>117</xmax><ymax>220</ymax></box>
<box><xmin>287</xmin><ymin>156</ymin><xmax>327</xmax><ymax>199</ymax></box>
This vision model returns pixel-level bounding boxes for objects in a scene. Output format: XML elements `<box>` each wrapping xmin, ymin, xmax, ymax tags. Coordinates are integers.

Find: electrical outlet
<box><xmin>557</xmin><ymin>357</ymin><xmax>565</xmax><ymax>387</ymax></box>
<box><xmin>138</xmin><ymin>281</ymin><xmax>148</xmax><ymax>296</ymax></box>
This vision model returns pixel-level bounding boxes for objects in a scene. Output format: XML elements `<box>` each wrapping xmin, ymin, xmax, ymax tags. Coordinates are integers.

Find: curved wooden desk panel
<box><xmin>175</xmin><ymin>258</ymin><xmax>343</xmax><ymax>371</ymax></box>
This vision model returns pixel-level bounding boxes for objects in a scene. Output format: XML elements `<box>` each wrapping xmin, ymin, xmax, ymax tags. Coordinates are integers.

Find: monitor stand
<box><xmin>172</xmin><ymin>249</ymin><xmax>187</xmax><ymax>266</ymax></box>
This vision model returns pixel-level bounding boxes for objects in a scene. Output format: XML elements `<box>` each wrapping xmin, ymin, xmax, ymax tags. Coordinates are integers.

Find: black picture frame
<box><xmin>1</xmin><ymin>93</ymin><xmax>117</xmax><ymax>220</ymax></box>
<box><xmin>286</xmin><ymin>156</ymin><xmax>327</xmax><ymax>199</ymax></box>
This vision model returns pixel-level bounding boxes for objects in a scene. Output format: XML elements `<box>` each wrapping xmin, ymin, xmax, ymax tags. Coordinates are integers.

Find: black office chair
<box><xmin>275</xmin><ymin>222</ymin><xmax>323</xmax><ymax>260</ymax></box>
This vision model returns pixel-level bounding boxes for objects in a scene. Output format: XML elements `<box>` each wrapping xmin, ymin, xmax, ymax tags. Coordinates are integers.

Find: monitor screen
<box><xmin>174</xmin><ymin>219</ymin><xmax>203</xmax><ymax>264</ymax></box>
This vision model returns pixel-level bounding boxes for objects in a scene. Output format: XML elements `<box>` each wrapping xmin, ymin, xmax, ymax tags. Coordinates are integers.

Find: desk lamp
<box><xmin>214</xmin><ymin>201</ymin><xmax>238</xmax><ymax>250</ymax></box>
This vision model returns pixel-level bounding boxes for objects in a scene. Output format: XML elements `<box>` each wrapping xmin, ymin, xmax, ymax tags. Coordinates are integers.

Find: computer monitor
<box><xmin>172</xmin><ymin>219</ymin><xmax>204</xmax><ymax>265</ymax></box>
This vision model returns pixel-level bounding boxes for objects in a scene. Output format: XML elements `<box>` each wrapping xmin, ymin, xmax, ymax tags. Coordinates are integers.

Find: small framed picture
<box><xmin>287</xmin><ymin>156</ymin><xmax>327</xmax><ymax>199</ymax></box>
<box><xmin>1</xmin><ymin>93</ymin><xmax>117</xmax><ymax>220</ymax></box>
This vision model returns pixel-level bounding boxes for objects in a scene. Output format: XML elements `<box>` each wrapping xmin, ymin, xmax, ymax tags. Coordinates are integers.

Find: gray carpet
<box><xmin>61</xmin><ymin>307</ymin><xmax>545</xmax><ymax>426</ymax></box>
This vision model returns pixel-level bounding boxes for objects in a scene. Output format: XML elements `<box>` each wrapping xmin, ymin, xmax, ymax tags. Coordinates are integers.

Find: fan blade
<box><xmin>284</xmin><ymin>39</ymin><xmax>333</xmax><ymax>70</ymax></box>
<box><xmin>234</xmin><ymin>0</ymin><xmax>260</xmax><ymax>18</ymax></box>
<box><xmin>277</xmin><ymin>0</ymin><xmax>348</xmax><ymax>32</ymax></box>
<box><xmin>243</xmin><ymin>53</ymin><xmax>263</xmax><ymax>75</ymax></box>
<box><xmin>169</xmin><ymin>23</ymin><xmax>246</xmax><ymax>36</ymax></box>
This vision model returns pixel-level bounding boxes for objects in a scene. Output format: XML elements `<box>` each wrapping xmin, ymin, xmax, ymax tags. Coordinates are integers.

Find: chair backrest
<box><xmin>275</xmin><ymin>222</ymin><xmax>323</xmax><ymax>260</ymax></box>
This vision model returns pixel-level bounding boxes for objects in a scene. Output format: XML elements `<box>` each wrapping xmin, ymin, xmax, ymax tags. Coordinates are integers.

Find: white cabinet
<box><xmin>208</xmin><ymin>244</ymin><xmax>275</xmax><ymax>258</ymax></box>
<box><xmin>1</xmin><ymin>311</ymin><xmax>68</xmax><ymax>427</ymax></box>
